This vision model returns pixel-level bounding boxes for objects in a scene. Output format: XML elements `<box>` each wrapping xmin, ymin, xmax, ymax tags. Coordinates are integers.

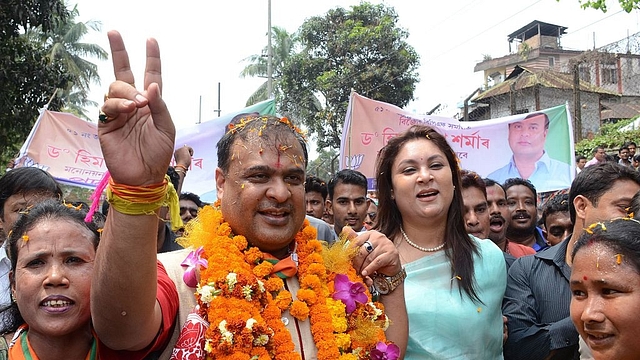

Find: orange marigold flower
<box><xmin>300</xmin><ymin>274</ymin><xmax>322</xmax><ymax>290</ymax></box>
<box><xmin>305</xmin><ymin>239</ymin><xmax>323</xmax><ymax>252</ymax></box>
<box><xmin>275</xmin><ymin>290</ymin><xmax>293</xmax><ymax>311</ymax></box>
<box><xmin>244</xmin><ymin>247</ymin><xmax>263</xmax><ymax>264</ymax></box>
<box><xmin>217</xmin><ymin>222</ymin><xmax>232</xmax><ymax>237</ymax></box>
<box><xmin>306</xmin><ymin>253</ymin><xmax>324</xmax><ymax>264</ymax></box>
<box><xmin>232</xmin><ymin>235</ymin><xmax>248</xmax><ymax>250</ymax></box>
<box><xmin>264</xmin><ymin>277</ymin><xmax>284</xmax><ymax>292</ymax></box>
<box><xmin>253</xmin><ymin>261</ymin><xmax>273</xmax><ymax>278</ymax></box>
<box><xmin>289</xmin><ymin>300</ymin><xmax>310</xmax><ymax>320</ymax></box>
<box><xmin>175</xmin><ymin>205</ymin><xmax>392</xmax><ymax>359</ymax></box>
<box><xmin>296</xmin><ymin>289</ymin><xmax>317</xmax><ymax>305</ymax></box>
<box><xmin>306</xmin><ymin>263</ymin><xmax>326</xmax><ymax>277</ymax></box>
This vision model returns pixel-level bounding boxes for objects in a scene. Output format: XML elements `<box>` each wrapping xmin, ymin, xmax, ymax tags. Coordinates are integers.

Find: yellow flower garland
<box><xmin>179</xmin><ymin>203</ymin><xmax>392</xmax><ymax>359</ymax></box>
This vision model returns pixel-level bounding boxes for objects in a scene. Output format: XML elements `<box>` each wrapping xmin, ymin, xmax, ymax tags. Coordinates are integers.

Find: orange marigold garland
<box><xmin>180</xmin><ymin>203</ymin><xmax>396</xmax><ymax>359</ymax></box>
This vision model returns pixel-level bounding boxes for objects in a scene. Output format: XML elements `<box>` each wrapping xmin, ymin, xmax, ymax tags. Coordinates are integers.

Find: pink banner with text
<box><xmin>340</xmin><ymin>92</ymin><xmax>574</xmax><ymax>193</ymax></box>
<box><xmin>15</xmin><ymin>110</ymin><xmax>106</xmax><ymax>188</ymax></box>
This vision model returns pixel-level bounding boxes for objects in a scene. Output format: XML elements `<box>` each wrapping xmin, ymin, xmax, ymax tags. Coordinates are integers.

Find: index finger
<box><xmin>107</xmin><ymin>30</ymin><xmax>136</xmax><ymax>87</ymax></box>
<box><xmin>144</xmin><ymin>38</ymin><xmax>162</xmax><ymax>95</ymax></box>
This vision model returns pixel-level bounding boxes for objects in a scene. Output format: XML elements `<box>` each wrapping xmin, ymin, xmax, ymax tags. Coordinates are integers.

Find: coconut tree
<box><xmin>27</xmin><ymin>3</ymin><xmax>108</xmax><ymax>119</ymax></box>
<box><xmin>240</xmin><ymin>26</ymin><xmax>297</xmax><ymax>106</ymax></box>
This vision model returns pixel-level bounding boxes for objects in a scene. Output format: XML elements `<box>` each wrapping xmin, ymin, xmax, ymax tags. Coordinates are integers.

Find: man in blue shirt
<box><xmin>488</xmin><ymin>112</ymin><xmax>572</xmax><ymax>193</ymax></box>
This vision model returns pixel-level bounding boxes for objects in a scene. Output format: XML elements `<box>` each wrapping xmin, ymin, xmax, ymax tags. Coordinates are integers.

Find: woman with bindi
<box><xmin>372</xmin><ymin>125</ymin><xmax>507</xmax><ymax>359</ymax></box>
<box><xmin>569</xmin><ymin>218</ymin><xmax>640</xmax><ymax>360</ymax></box>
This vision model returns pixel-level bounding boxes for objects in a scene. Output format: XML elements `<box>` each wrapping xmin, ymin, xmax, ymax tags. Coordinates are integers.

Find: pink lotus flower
<box><xmin>332</xmin><ymin>274</ymin><xmax>368</xmax><ymax>313</ymax></box>
<box><xmin>370</xmin><ymin>342</ymin><xmax>400</xmax><ymax>360</ymax></box>
<box><xmin>181</xmin><ymin>246</ymin><xmax>208</xmax><ymax>288</ymax></box>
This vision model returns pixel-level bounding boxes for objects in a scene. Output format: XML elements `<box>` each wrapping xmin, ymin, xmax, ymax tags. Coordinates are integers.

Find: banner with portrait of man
<box><xmin>340</xmin><ymin>92</ymin><xmax>574</xmax><ymax>193</ymax></box>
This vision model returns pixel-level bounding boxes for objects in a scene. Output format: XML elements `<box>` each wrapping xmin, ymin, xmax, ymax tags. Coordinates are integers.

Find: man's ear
<box><xmin>573</xmin><ymin>195</ymin><xmax>589</xmax><ymax>226</ymax></box>
<box><xmin>325</xmin><ymin>199</ymin><xmax>333</xmax><ymax>216</ymax></box>
<box><xmin>215</xmin><ymin>168</ymin><xmax>226</xmax><ymax>200</ymax></box>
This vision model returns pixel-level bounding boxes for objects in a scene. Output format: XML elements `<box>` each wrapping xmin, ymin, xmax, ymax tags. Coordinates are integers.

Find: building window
<box><xmin>579</xmin><ymin>65</ymin><xmax>591</xmax><ymax>83</ymax></box>
<box><xmin>548</xmin><ymin>57</ymin><xmax>555</xmax><ymax>67</ymax></box>
<box><xmin>601</xmin><ymin>61</ymin><xmax>618</xmax><ymax>84</ymax></box>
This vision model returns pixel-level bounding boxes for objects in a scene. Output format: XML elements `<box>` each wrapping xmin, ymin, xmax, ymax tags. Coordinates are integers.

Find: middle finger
<box><xmin>144</xmin><ymin>37</ymin><xmax>162</xmax><ymax>94</ymax></box>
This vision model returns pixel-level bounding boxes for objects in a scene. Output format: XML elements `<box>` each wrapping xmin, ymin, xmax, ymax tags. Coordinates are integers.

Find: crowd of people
<box><xmin>576</xmin><ymin>141</ymin><xmax>640</xmax><ymax>173</ymax></box>
<box><xmin>1</xmin><ymin>30</ymin><xmax>640</xmax><ymax>360</ymax></box>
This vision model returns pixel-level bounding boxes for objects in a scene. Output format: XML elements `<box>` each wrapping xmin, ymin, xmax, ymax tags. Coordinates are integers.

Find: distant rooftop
<box><xmin>508</xmin><ymin>20</ymin><xmax>568</xmax><ymax>43</ymax></box>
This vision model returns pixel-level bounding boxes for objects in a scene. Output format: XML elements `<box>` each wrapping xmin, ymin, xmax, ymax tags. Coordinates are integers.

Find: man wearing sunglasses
<box><xmin>364</xmin><ymin>198</ymin><xmax>378</xmax><ymax>230</ymax></box>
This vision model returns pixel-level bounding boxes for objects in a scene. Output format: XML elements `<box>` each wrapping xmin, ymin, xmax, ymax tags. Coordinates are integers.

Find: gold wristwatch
<box><xmin>372</xmin><ymin>268</ymin><xmax>407</xmax><ymax>296</ymax></box>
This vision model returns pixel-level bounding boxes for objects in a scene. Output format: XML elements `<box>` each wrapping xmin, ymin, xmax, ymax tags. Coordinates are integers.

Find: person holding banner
<box><xmin>374</xmin><ymin>125</ymin><xmax>506</xmax><ymax>359</ymax></box>
<box><xmin>488</xmin><ymin>112</ymin><xmax>572</xmax><ymax>192</ymax></box>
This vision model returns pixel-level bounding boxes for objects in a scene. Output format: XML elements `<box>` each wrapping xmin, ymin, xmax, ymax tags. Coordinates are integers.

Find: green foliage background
<box><xmin>575</xmin><ymin>117</ymin><xmax>640</xmax><ymax>156</ymax></box>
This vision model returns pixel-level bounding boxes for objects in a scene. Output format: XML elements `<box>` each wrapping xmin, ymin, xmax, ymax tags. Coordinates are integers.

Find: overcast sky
<box><xmin>75</xmin><ymin>0</ymin><xmax>640</xmax><ymax>152</ymax></box>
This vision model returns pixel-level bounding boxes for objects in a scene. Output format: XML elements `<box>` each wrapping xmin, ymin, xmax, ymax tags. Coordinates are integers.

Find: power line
<box><xmin>423</xmin><ymin>0</ymin><xmax>485</xmax><ymax>34</ymax></box>
<box><xmin>420</xmin><ymin>0</ymin><xmax>543</xmax><ymax>65</ymax></box>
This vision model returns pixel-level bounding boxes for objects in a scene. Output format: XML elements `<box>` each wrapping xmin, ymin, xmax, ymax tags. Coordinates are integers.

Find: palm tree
<box><xmin>240</xmin><ymin>26</ymin><xmax>296</xmax><ymax>106</ymax></box>
<box><xmin>26</xmin><ymin>3</ymin><xmax>108</xmax><ymax>119</ymax></box>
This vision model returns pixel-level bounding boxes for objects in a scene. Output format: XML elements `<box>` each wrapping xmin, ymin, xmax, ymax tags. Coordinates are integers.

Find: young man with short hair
<box><xmin>618</xmin><ymin>144</ymin><xmax>632</xmax><ymax>167</ymax></box>
<box><xmin>326</xmin><ymin>169</ymin><xmax>370</xmax><ymax>238</ymax></box>
<box><xmin>460</xmin><ymin>170</ymin><xmax>490</xmax><ymax>239</ymax></box>
<box><xmin>540</xmin><ymin>193</ymin><xmax>572</xmax><ymax>246</ymax></box>
<box><xmin>304</xmin><ymin>175</ymin><xmax>328</xmax><ymax>219</ymax></box>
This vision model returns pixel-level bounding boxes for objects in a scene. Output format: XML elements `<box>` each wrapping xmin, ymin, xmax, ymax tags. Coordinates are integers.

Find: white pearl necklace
<box><xmin>400</xmin><ymin>227</ymin><xmax>445</xmax><ymax>252</ymax></box>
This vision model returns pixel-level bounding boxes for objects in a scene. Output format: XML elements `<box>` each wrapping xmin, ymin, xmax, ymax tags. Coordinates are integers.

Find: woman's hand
<box><xmin>345</xmin><ymin>226</ymin><xmax>403</xmax><ymax>282</ymax></box>
<box><xmin>98</xmin><ymin>30</ymin><xmax>175</xmax><ymax>186</ymax></box>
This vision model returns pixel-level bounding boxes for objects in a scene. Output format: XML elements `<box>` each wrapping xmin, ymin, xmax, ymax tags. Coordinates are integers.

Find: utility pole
<box><xmin>198</xmin><ymin>95</ymin><xmax>202</xmax><ymax>124</ymax></box>
<box><xmin>267</xmin><ymin>0</ymin><xmax>273</xmax><ymax>99</ymax></box>
<box><xmin>214</xmin><ymin>82</ymin><xmax>221</xmax><ymax>117</ymax></box>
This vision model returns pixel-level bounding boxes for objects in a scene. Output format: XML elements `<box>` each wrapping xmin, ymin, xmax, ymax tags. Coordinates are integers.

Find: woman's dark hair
<box><xmin>571</xmin><ymin>218</ymin><xmax>640</xmax><ymax>275</ymax></box>
<box><xmin>1</xmin><ymin>199</ymin><xmax>100</xmax><ymax>333</ymax></box>
<box><xmin>374</xmin><ymin>125</ymin><xmax>481</xmax><ymax>303</ymax></box>
<box><xmin>0</xmin><ymin>167</ymin><xmax>63</xmax><ymax>219</ymax></box>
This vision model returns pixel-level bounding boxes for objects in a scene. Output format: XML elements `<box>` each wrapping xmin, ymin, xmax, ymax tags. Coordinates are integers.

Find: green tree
<box><xmin>278</xmin><ymin>2</ymin><xmax>419</xmax><ymax>150</ymax></box>
<box><xmin>563</xmin><ymin>0</ymin><xmax>640</xmax><ymax>12</ymax></box>
<box><xmin>0</xmin><ymin>0</ymin><xmax>71</xmax><ymax>168</ymax></box>
<box><xmin>27</xmin><ymin>4</ymin><xmax>108</xmax><ymax>119</ymax></box>
<box><xmin>307</xmin><ymin>148</ymin><xmax>339</xmax><ymax>181</ymax></box>
<box><xmin>575</xmin><ymin>117</ymin><xmax>640</xmax><ymax>156</ymax></box>
<box><xmin>240</xmin><ymin>26</ymin><xmax>297</xmax><ymax>106</ymax></box>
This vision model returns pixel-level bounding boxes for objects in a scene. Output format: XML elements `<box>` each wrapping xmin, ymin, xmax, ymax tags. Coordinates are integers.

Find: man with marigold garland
<box><xmin>91</xmin><ymin>31</ymin><xmax>408</xmax><ymax>360</ymax></box>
